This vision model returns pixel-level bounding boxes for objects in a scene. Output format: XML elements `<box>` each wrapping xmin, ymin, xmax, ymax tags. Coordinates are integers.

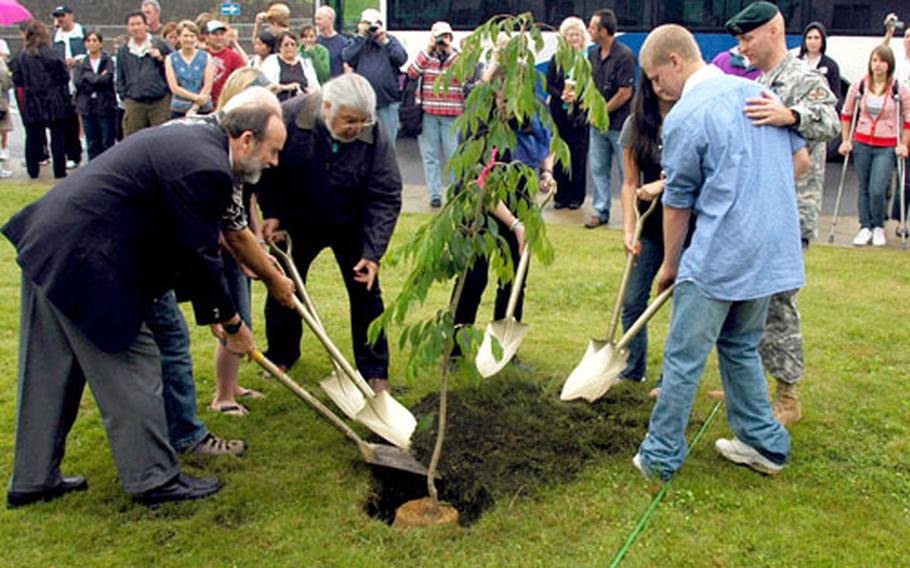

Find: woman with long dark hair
<box><xmin>11</xmin><ymin>20</ymin><xmax>71</xmax><ymax>178</ymax></box>
<box><xmin>797</xmin><ymin>22</ymin><xmax>841</xmax><ymax>108</ymax></box>
<box><xmin>618</xmin><ymin>72</ymin><xmax>678</xmax><ymax>394</ymax></box>
<box><xmin>73</xmin><ymin>30</ymin><xmax>117</xmax><ymax>159</ymax></box>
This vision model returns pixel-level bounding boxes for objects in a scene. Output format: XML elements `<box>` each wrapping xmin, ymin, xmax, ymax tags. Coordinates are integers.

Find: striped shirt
<box><xmin>407</xmin><ymin>50</ymin><xmax>465</xmax><ymax>116</ymax></box>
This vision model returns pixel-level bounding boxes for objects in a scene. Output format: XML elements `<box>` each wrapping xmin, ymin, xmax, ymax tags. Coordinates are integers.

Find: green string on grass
<box><xmin>609</xmin><ymin>400</ymin><xmax>723</xmax><ymax>568</ymax></box>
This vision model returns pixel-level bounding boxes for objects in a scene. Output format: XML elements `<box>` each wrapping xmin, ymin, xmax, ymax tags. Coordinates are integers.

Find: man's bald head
<box><xmin>640</xmin><ymin>24</ymin><xmax>702</xmax><ymax>68</ymax></box>
<box><xmin>736</xmin><ymin>12</ymin><xmax>788</xmax><ymax>72</ymax></box>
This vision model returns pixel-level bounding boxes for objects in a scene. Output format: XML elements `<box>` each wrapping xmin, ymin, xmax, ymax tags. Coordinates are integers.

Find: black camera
<box><xmin>368</xmin><ymin>24</ymin><xmax>379</xmax><ymax>33</ymax></box>
<box><xmin>435</xmin><ymin>36</ymin><xmax>448</xmax><ymax>47</ymax></box>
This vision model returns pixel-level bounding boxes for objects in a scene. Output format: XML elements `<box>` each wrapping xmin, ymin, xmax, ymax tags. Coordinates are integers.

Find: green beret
<box><xmin>725</xmin><ymin>1</ymin><xmax>780</xmax><ymax>35</ymax></box>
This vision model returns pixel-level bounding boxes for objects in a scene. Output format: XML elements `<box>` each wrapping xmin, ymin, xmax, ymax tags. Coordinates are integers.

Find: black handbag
<box><xmin>398</xmin><ymin>74</ymin><xmax>423</xmax><ymax>138</ymax></box>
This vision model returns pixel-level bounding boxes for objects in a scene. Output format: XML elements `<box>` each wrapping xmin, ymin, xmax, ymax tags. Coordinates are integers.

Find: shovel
<box><xmin>251</xmin><ymin>350</ymin><xmax>428</xmax><ymax>476</ymax></box>
<box><xmin>475</xmin><ymin>190</ymin><xmax>554</xmax><ymax>377</ymax></box>
<box><xmin>560</xmin><ymin>194</ymin><xmax>662</xmax><ymax>402</ymax></box>
<box><xmin>561</xmin><ymin>284</ymin><xmax>675</xmax><ymax>402</ymax></box>
<box><xmin>269</xmin><ymin>236</ymin><xmax>366</xmax><ymax>420</ymax></box>
<box><xmin>268</xmin><ymin>235</ymin><xmax>417</xmax><ymax>450</ymax></box>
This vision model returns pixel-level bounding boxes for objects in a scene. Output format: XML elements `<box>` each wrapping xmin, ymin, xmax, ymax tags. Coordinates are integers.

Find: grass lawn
<box><xmin>0</xmin><ymin>181</ymin><xmax>908</xmax><ymax>566</ymax></box>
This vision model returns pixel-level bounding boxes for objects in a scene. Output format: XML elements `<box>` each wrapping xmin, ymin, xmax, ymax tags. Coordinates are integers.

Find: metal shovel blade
<box><xmin>354</xmin><ymin>391</ymin><xmax>417</xmax><ymax>450</ymax></box>
<box><xmin>251</xmin><ymin>350</ymin><xmax>429</xmax><ymax>476</ymax></box>
<box><xmin>475</xmin><ymin>318</ymin><xmax>529</xmax><ymax>378</ymax></box>
<box><xmin>560</xmin><ymin>340</ymin><xmax>628</xmax><ymax>402</ymax></box>
<box><xmin>319</xmin><ymin>370</ymin><xmax>366</xmax><ymax>420</ymax></box>
<box><xmin>366</xmin><ymin>443</ymin><xmax>429</xmax><ymax>476</ymax></box>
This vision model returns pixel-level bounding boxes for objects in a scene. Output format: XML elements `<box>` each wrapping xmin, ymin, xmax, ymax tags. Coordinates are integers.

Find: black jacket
<box><xmin>74</xmin><ymin>52</ymin><xmax>117</xmax><ymax>116</ymax></box>
<box><xmin>546</xmin><ymin>56</ymin><xmax>588</xmax><ymax>130</ymax></box>
<box><xmin>115</xmin><ymin>37</ymin><xmax>172</xmax><ymax>102</ymax></box>
<box><xmin>255</xmin><ymin>94</ymin><xmax>402</xmax><ymax>262</ymax></box>
<box><xmin>2</xmin><ymin>123</ymin><xmax>238</xmax><ymax>353</ymax></box>
<box><xmin>342</xmin><ymin>35</ymin><xmax>407</xmax><ymax>106</ymax></box>
<box><xmin>10</xmin><ymin>47</ymin><xmax>71</xmax><ymax>124</ymax></box>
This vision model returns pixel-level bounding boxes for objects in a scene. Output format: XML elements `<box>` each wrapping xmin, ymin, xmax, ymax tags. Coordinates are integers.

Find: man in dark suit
<box><xmin>3</xmin><ymin>99</ymin><xmax>292</xmax><ymax>508</ymax></box>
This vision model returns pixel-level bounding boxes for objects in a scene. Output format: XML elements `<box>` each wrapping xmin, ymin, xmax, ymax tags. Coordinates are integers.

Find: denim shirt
<box><xmin>661</xmin><ymin>71</ymin><xmax>805</xmax><ymax>301</ymax></box>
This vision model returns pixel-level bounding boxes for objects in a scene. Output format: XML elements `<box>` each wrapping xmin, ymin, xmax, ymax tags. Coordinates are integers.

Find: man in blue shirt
<box><xmin>342</xmin><ymin>9</ymin><xmax>408</xmax><ymax>142</ymax></box>
<box><xmin>315</xmin><ymin>5</ymin><xmax>350</xmax><ymax>79</ymax></box>
<box><xmin>632</xmin><ymin>25</ymin><xmax>810</xmax><ymax>480</ymax></box>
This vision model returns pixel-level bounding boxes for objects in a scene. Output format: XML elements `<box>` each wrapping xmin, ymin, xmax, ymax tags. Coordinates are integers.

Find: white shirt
<box><xmin>53</xmin><ymin>23</ymin><xmax>84</xmax><ymax>60</ymax></box>
<box><xmin>260</xmin><ymin>54</ymin><xmax>320</xmax><ymax>90</ymax></box>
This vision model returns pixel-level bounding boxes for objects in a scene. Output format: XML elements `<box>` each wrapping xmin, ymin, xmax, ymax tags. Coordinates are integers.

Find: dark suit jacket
<box><xmin>3</xmin><ymin>123</ymin><xmax>237</xmax><ymax>352</ymax></box>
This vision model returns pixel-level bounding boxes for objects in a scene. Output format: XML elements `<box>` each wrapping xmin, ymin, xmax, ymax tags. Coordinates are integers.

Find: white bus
<box><xmin>330</xmin><ymin>0</ymin><xmax>901</xmax><ymax>97</ymax></box>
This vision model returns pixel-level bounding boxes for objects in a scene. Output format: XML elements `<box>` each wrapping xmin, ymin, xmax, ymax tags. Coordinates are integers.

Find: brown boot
<box><xmin>772</xmin><ymin>382</ymin><xmax>802</xmax><ymax>425</ymax></box>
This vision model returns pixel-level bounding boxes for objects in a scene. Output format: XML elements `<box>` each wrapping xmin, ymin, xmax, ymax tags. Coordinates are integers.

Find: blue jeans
<box><xmin>588</xmin><ymin>128</ymin><xmax>623</xmax><ymax>222</ymax></box>
<box><xmin>145</xmin><ymin>290</ymin><xmax>208</xmax><ymax>452</ymax></box>
<box><xmin>638</xmin><ymin>282</ymin><xmax>790</xmax><ymax>480</ymax></box>
<box><xmin>223</xmin><ymin>253</ymin><xmax>252</xmax><ymax>328</ymax></box>
<box><xmin>418</xmin><ymin>113</ymin><xmax>459</xmax><ymax>202</ymax></box>
<box><xmin>376</xmin><ymin>102</ymin><xmax>401</xmax><ymax>143</ymax></box>
<box><xmin>853</xmin><ymin>142</ymin><xmax>894</xmax><ymax>229</ymax></box>
<box><xmin>621</xmin><ymin>235</ymin><xmax>664</xmax><ymax>381</ymax></box>
<box><xmin>81</xmin><ymin>111</ymin><xmax>116</xmax><ymax>161</ymax></box>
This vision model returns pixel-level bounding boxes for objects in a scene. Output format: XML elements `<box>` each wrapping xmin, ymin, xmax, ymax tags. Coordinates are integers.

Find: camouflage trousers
<box><xmin>796</xmin><ymin>142</ymin><xmax>827</xmax><ymax>242</ymax></box>
<box><xmin>759</xmin><ymin>289</ymin><xmax>803</xmax><ymax>385</ymax></box>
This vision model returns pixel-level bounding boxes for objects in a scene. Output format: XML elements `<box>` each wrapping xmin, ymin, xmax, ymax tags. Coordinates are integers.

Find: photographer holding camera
<box><xmin>342</xmin><ymin>9</ymin><xmax>408</xmax><ymax>142</ymax></box>
<box><xmin>407</xmin><ymin>21</ymin><xmax>466</xmax><ymax>207</ymax></box>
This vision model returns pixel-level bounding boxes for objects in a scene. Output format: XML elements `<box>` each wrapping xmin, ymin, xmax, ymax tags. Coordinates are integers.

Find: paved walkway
<box><xmin>4</xmin><ymin>122</ymin><xmax>907</xmax><ymax>252</ymax></box>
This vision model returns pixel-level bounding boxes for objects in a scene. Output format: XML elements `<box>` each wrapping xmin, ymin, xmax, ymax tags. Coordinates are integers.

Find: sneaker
<box><xmin>66</xmin><ymin>160</ymin><xmax>78</xmax><ymax>170</ymax></box>
<box><xmin>896</xmin><ymin>225</ymin><xmax>910</xmax><ymax>239</ymax></box>
<box><xmin>871</xmin><ymin>227</ymin><xmax>886</xmax><ymax>247</ymax></box>
<box><xmin>714</xmin><ymin>437</ymin><xmax>784</xmax><ymax>475</ymax></box>
<box><xmin>429</xmin><ymin>197</ymin><xmax>442</xmax><ymax>208</ymax></box>
<box><xmin>0</xmin><ymin>169</ymin><xmax>11</xmax><ymax>179</ymax></box>
<box><xmin>632</xmin><ymin>453</ymin><xmax>650</xmax><ymax>479</ymax></box>
<box><xmin>852</xmin><ymin>227</ymin><xmax>872</xmax><ymax>246</ymax></box>
<box><xmin>0</xmin><ymin>148</ymin><xmax>9</xmax><ymax>161</ymax></box>
<box><xmin>187</xmin><ymin>433</ymin><xmax>246</xmax><ymax>456</ymax></box>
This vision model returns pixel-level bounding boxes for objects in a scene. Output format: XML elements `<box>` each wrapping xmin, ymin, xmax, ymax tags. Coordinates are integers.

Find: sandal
<box><xmin>188</xmin><ymin>433</ymin><xmax>246</xmax><ymax>456</ymax></box>
<box><xmin>236</xmin><ymin>388</ymin><xmax>265</xmax><ymax>399</ymax></box>
<box><xmin>209</xmin><ymin>403</ymin><xmax>248</xmax><ymax>416</ymax></box>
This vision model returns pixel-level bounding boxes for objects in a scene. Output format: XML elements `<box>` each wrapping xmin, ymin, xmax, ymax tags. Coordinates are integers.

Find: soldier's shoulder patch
<box><xmin>808</xmin><ymin>87</ymin><xmax>828</xmax><ymax>101</ymax></box>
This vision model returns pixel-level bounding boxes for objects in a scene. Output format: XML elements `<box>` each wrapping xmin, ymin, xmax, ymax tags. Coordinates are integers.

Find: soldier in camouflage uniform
<box><xmin>725</xmin><ymin>2</ymin><xmax>840</xmax><ymax>425</ymax></box>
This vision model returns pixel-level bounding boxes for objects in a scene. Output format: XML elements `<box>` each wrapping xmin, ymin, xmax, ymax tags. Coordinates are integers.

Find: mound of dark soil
<box><xmin>365</xmin><ymin>377</ymin><xmax>651</xmax><ymax>526</ymax></box>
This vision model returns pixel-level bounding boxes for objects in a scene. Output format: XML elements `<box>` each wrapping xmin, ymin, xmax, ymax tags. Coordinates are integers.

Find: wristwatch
<box><xmin>223</xmin><ymin>319</ymin><xmax>243</xmax><ymax>335</ymax></box>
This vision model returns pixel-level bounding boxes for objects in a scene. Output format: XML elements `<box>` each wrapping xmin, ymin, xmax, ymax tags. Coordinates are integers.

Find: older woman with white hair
<box><xmin>256</xmin><ymin>73</ymin><xmax>402</xmax><ymax>395</ymax></box>
<box><xmin>546</xmin><ymin>16</ymin><xmax>590</xmax><ymax>209</ymax></box>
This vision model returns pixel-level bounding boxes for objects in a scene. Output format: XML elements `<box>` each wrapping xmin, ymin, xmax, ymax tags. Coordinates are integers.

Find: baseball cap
<box><xmin>431</xmin><ymin>21</ymin><xmax>453</xmax><ymax>38</ymax></box>
<box><xmin>206</xmin><ymin>20</ymin><xmax>228</xmax><ymax>33</ymax></box>
<box><xmin>52</xmin><ymin>5</ymin><xmax>73</xmax><ymax>16</ymax></box>
<box><xmin>361</xmin><ymin>9</ymin><xmax>382</xmax><ymax>26</ymax></box>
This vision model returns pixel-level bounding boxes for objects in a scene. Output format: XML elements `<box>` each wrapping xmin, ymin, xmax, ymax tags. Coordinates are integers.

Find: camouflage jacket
<box><xmin>759</xmin><ymin>53</ymin><xmax>840</xmax><ymax>143</ymax></box>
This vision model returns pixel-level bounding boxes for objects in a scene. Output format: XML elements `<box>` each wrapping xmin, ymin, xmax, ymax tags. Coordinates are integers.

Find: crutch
<box><xmin>894</xmin><ymin>82</ymin><xmax>908</xmax><ymax>250</ymax></box>
<box><xmin>828</xmin><ymin>81</ymin><xmax>864</xmax><ymax>243</ymax></box>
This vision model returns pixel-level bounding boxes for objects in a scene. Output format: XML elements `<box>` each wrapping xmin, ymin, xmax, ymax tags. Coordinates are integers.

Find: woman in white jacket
<box><xmin>260</xmin><ymin>31</ymin><xmax>318</xmax><ymax>101</ymax></box>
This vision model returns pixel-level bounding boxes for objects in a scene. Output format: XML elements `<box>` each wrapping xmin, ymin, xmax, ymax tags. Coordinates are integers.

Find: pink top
<box><xmin>841</xmin><ymin>76</ymin><xmax>910</xmax><ymax>147</ymax></box>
